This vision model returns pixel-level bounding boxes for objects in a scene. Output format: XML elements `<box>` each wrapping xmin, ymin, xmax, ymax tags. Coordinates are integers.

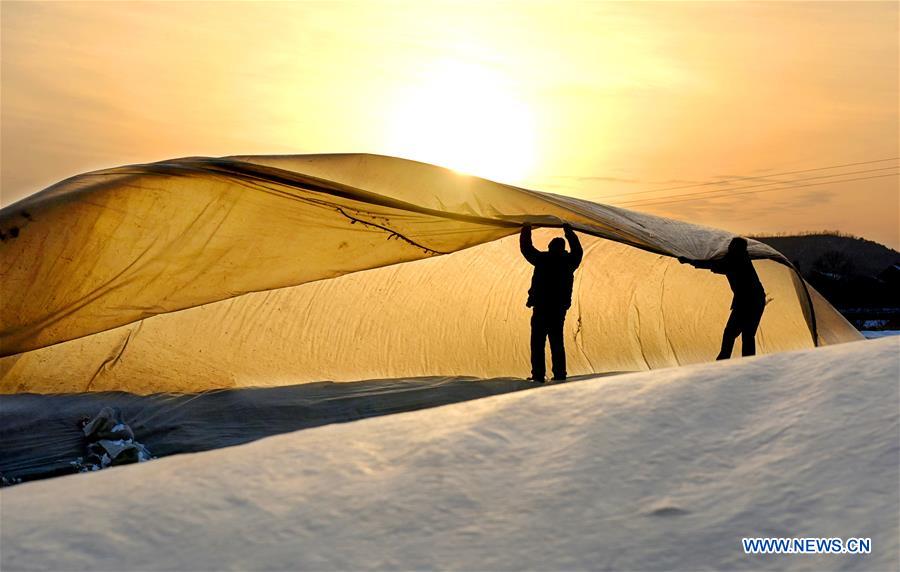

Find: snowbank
<box><xmin>2</xmin><ymin>338</ymin><xmax>897</xmax><ymax>571</ymax></box>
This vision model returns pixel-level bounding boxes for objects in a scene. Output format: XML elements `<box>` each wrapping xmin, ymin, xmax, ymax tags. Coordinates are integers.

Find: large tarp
<box><xmin>0</xmin><ymin>154</ymin><xmax>861</xmax><ymax>394</ymax></box>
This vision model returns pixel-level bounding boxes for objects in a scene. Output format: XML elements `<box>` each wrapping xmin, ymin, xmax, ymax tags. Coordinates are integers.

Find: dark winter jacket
<box><xmin>520</xmin><ymin>226</ymin><xmax>583</xmax><ymax>310</ymax></box>
<box><xmin>690</xmin><ymin>252</ymin><xmax>766</xmax><ymax>308</ymax></box>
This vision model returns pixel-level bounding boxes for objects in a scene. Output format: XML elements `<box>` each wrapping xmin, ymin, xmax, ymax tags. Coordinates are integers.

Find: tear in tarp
<box><xmin>0</xmin><ymin>154</ymin><xmax>861</xmax><ymax>394</ymax></box>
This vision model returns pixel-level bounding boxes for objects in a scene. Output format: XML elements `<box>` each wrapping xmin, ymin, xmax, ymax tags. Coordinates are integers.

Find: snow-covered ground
<box><xmin>2</xmin><ymin>338</ymin><xmax>898</xmax><ymax>572</ymax></box>
<box><xmin>862</xmin><ymin>330</ymin><xmax>900</xmax><ymax>339</ymax></box>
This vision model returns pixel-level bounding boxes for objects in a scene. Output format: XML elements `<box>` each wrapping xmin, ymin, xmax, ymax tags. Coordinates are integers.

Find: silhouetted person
<box><xmin>678</xmin><ymin>237</ymin><xmax>766</xmax><ymax>359</ymax></box>
<box><xmin>520</xmin><ymin>223</ymin><xmax>583</xmax><ymax>382</ymax></box>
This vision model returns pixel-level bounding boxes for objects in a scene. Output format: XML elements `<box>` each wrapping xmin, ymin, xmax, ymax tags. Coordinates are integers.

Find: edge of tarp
<box><xmin>0</xmin><ymin>153</ymin><xmax>820</xmax><ymax>355</ymax></box>
<box><xmin>790</xmin><ymin>264</ymin><xmax>820</xmax><ymax>347</ymax></box>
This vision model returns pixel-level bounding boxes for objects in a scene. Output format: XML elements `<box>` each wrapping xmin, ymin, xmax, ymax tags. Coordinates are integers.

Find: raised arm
<box><xmin>677</xmin><ymin>256</ymin><xmax>727</xmax><ymax>274</ymax></box>
<box><xmin>563</xmin><ymin>224</ymin><xmax>583</xmax><ymax>268</ymax></box>
<box><xmin>519</xmin><ymin>224</ymin><xmax>540</xmax><ymax>265</ymax></box>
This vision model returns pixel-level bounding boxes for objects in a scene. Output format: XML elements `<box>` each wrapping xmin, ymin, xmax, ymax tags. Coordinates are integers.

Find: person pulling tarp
<box><xmin>679</xmin><ymin>237</ymin><xmax>768</xmax><ymax>359</ymax></box>
<box><xmin>519</xmin><ymin>223</ymin><xmax>583</xmax><ymax>382</ymax></box>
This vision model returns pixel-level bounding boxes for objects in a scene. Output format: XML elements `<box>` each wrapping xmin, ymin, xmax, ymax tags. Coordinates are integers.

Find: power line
<box><xmin>600</xmin><ymin>157</ymin><xmax>899</xmax><ymax>201</ymax></box>
<box><xmin>616</xmin><ymin>165</ymin><xmax>899</xmax><ymax>207</ymax></box>
<box><xmin>618</xmin><ymin>172</ymin><xmax>899</xmax><ymax>209</ymax></box>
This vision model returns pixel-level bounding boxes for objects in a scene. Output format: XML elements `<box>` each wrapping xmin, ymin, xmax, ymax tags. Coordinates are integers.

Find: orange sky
<box><xmin>2</xmin><ymin>1</ymin><xmax>898</xmax><ymax>247</ymax></box>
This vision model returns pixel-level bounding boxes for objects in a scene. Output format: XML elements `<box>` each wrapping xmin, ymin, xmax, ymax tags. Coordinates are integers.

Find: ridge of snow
<box><xmin>2</xmin><ymin>338</ymin><xmax>898</xmax><ymax>571</ymax></box>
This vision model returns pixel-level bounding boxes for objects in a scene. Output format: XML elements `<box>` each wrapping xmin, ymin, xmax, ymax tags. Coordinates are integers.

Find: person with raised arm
<box><xmin>519</xmin><ymin>222</ymin><xmax>583</xmax><ymax>382</ymax></box>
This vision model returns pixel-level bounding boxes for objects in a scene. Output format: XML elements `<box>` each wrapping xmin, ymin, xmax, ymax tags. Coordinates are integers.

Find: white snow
<box><xmin>2</xmin><ymin>338</ymin><xmax>898</xmax><ymax>572</ymax></box>
<box><xmin>862</xmin><ymin>330</ymin><xmax>900</xmax><ymax>339</ymax></box>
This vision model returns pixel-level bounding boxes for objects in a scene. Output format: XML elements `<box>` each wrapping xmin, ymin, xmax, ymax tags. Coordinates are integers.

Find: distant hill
<box><xmin>751</xmin><ymin>233</ymin><xmax>899</xmax><ymax>329</ymax></box>
<box><xmin>752</xmin><ymin>233</ymin><xmax>899</xmax><ymax>277</ymax></box>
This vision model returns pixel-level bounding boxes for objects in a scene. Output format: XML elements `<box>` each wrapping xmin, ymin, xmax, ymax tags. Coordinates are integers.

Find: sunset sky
<box><xmin>2</xmin><ymin>1</ymin><xmax>898</xmax><ymax>246</ymax></box>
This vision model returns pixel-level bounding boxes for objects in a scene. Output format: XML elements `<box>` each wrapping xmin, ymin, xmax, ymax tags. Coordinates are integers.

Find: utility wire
<box><xmin>617</xmin><ymin>172</ymin><xmax>899</xmax><ymax>209</ymax></box>
<box><xmin>600</xmin><ymin>157</ymin><xmax>899</xmax><ymax>201</ymax></box>
<box><xmin>616</xmin><ymin>165</ymin><xmax>899</xmax><ymax>207</ymax></box>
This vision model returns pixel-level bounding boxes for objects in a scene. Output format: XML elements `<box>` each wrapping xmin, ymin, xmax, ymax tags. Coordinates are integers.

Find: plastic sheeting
<box><xmin>0</xmin><ymin>154</ymin><xmax>861</xmax><ymax>394</ymax></box>
<box><xmin>0</xmin><ymin>376</ymin><xmax>541</xmax><ymax>484</ymax></box>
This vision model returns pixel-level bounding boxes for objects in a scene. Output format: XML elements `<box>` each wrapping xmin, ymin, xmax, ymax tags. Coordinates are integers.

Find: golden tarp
<box><xmin>0</xmin><ymin>154</ymin><xmax>860</xmax><ymax>393</ymax></box>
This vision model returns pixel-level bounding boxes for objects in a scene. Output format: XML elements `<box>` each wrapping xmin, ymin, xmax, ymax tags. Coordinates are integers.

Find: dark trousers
<box><xmin>530</xmin><ymin>306</ymin><xmax>567</xmax><ymax>380</ymax></box>
<box><xmin>718</xmin><ymin>299</ymin><xmax>765</xmax><ymax>359</ymax></box>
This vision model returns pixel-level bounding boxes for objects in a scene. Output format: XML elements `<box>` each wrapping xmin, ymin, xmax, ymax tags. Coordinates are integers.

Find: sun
<box><xmin>385</xmin><ymin>60</ymin><xmax>537</xmax><ymax>183</ymax></box>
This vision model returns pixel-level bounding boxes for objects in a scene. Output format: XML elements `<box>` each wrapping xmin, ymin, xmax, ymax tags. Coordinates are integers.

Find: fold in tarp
<box><xmin>0</xmin><ymin>154</ymin><xmax>861</xmax><ymax>394</ymax></box>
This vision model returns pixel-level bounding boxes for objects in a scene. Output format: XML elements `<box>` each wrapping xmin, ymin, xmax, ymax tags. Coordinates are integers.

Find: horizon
<box><xmin>2</xmin><ymin>1</ymin><xmax>898</xmax><ymax>247</ymax></box>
